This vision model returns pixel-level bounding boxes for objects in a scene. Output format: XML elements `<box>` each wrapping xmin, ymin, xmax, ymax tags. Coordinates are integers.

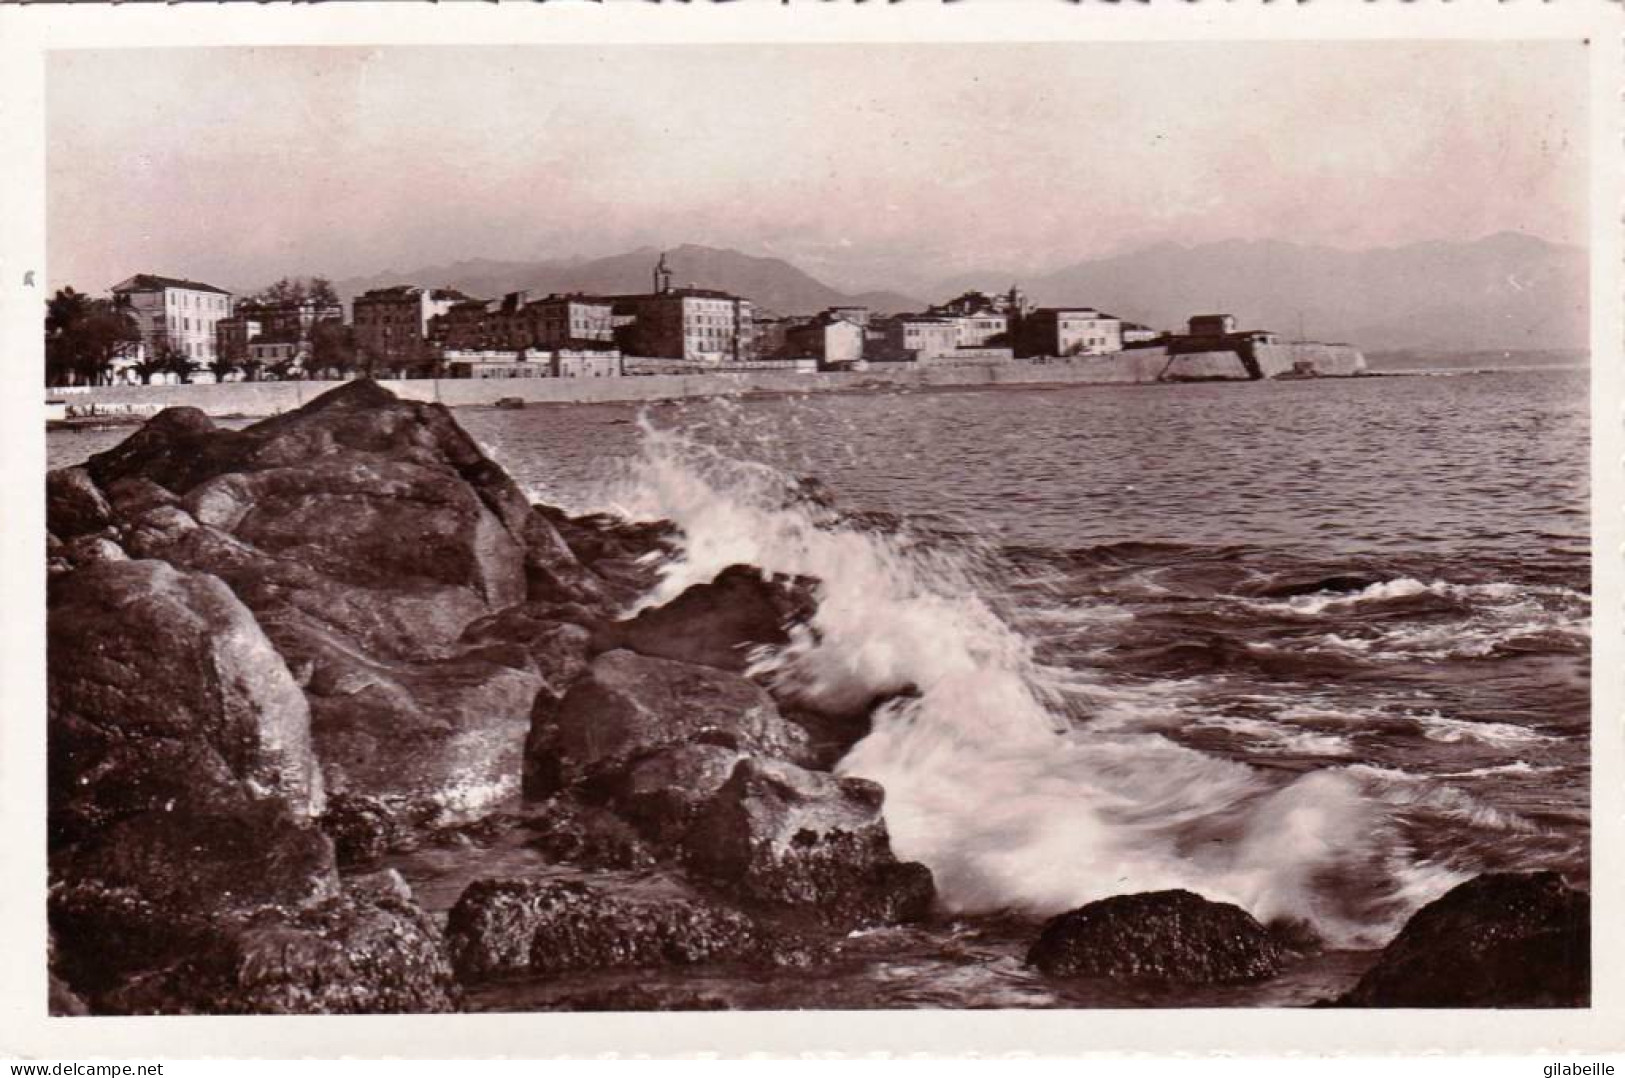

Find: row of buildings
<box><xmin>101</xmin><ymin>256</ymin><xmax>1245</xmax><ymax>384</ymax></box>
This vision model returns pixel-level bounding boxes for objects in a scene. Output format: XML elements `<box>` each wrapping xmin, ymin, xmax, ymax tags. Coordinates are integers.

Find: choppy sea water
<box><xmin>49</xmin><ymin>366</ymin><xmax>1590</xmax><ymax>1008</ymax></box>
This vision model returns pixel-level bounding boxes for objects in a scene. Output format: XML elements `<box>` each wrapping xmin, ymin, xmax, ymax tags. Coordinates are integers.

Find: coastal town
<box><xmin>43</xmin><ymin>252</ymin><xmax>1365</xmax><ymax>395</ymax></box>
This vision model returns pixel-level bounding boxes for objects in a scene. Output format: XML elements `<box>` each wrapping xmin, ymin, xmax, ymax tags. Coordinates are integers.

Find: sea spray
<box><xmin>607</xmin><ymin>409</ymin><xmax>1462</xmax><ymax>947</ymax></box>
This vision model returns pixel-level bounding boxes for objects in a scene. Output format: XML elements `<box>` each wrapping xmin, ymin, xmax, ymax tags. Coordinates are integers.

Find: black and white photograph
<box><xmin>2</xmin><ymin>0</ymin><xmax>1621</xmax><ymax>1061</ymax></box>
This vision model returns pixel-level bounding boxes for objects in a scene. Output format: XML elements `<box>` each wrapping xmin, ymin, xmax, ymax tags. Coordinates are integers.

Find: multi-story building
<box><xmin>110</xmin><ymin>274</ymin><xmax>234</xmax><ymax>367</ymax></box>
<box><xmin>611</xmin><ymin>289</ymin><xmax>755</xmax><ymax>363</ymax></box>
<box><xmin>786</xmin><ymin>311</ymin><xmax>866</xmax><ymax>369</ymax></box>
<box><xmin>216</xmin><ymin>317</ymin><xmax>263</xmax><ymax>365</ymax></box>
<box><xmin>927</xmin><ymin>288</ymin><xmax>1026</xmax><ymax>348</ymax></box>
<box><xmin>481</xmin><ymin>292</ymin><xmax>616</xmax><ymax>350</ymax></box>
<box><xmin>435</xmin><ymin>298</ymin><xmax>497</xmax><ymax>351</ymax></box>
<box><xmin>825</xmin><ymin>306</ymin><xmax>871</xmax><ymax>328</ymax></box>
<box><xmin>441</xmin><ymin>347</ymin><xmax>621</xmax><ymax>380</ymax></box>
<box><xmin>932</xmin><ymin>287</ymin><xmax>1031</xmax><ymax>320</ymax></box>
<box><xmin>880</xmin><ymin>316</ymin><xmax>961</xmax><ymax>361</ymax></box>
<box><xmin>234</xmin><ymin>297</ymin><xmax>344</xmax><ymax>343</ymax></box>
<box><xmin>353</xmin><ymin>285</ymin><xmax>467</xmax><ymax>368</ymax></box>
<box><xmin>601</xmin><ymin>254</ymin><xmax>755</xmax><ymax>363</ymax></box>
<box><xmin>1014</xmin><ymin>308</ymin><xmax>1124</xmax><ymax>357</ymax></box>
<box><xmin>248</xmin><ymin>338</ymin><xmax>306</xmax><ymax>371</ymax></box>
<box><xmin>952</xmin><ymin>312</ymin><xmax>1009</xmax><ymax>348</ymax></box>
<box><xmin>430</xmin><ymin>292</ymin><xmax>617</xmax><ymax>355</ymax></box>
<box><xmin>1187</xmin><ymin>314</ymin><xmax>1238</xmax><ymax>339</ymax></box>
<box><xmin>750</xmin><ymin>315</ymin><xmax>803</xmax><ymax>360</ymax></box>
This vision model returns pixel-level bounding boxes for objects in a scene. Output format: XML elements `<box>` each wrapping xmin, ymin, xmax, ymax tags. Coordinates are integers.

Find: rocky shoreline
<box><xmin>45</xmin><ymin>380</ymin><xmax>1589</xmax><ymax>1014</ymax></box>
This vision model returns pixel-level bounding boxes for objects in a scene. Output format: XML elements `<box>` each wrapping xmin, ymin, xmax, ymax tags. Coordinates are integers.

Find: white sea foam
<box><xmin>611</xmin><ymin>418</ymin><xmax>1456</xmax><ymax>947</ymax></box>
<box><xmin>1346</xmin><ymin>764</ymin><xmax>1542</xmax><ymax>834</ymax></box>
<box><xmin>1436</xmin><ymin>761</ymin><xmax>1561</xmax><ymax>779</ymax></box>
<box><xmin>1413</xmin><ymin>712</ymin><xmax>1557</xmax><ymax>745</ymax></box>
<box><xmin>1190</xmin><ymin>715</ymin><xmax>1355</xmax><ymax>757</ymax></box>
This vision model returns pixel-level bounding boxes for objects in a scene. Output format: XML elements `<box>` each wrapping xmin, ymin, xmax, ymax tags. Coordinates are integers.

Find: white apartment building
<box><xmin>111</xmin><ymin>274</ymin><xmax>234</xmax><ymax>366</ymax></box>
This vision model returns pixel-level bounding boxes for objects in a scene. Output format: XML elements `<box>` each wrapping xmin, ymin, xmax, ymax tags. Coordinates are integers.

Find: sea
<box><xmin>47</xmin><ymin>361</ymin><xmax>1591</xmax><ymax>1009</ymax></box>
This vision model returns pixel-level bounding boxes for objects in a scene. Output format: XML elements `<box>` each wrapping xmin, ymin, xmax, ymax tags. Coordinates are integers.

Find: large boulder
<box><xmin>49</xmin><ymin>800</ymin><xmax>341</xmax><ymax>1000</ymax></box>
<box><xmin>521</xmin><ymin>796</ymin><xmax>656</xmax><ymax>870</ymax></box>
<box><xmin>181</xmin><ymin>457</ymin><xmax>527</xmax><ymax>614</ymax></box>
<box><xmin>593</xmin><ymin>565</ymin><xmax>817</xmax><ymax>673</ymax></box>
<box><xmin>46</xmin><ymin>466</ymin><xmax>112</xmax><ymax>540</ymax></box>
<box><xmin>289</xmin><ymin>630</ymin><xmax>544</xmax><ymax>821</ymax></box>
<box><xmin>1025</xmin><ymin>890</ymin><xmax>1289</xmax><ymax>984</ymax></box>
<box><xmin>92</xmin><ymin>881</ymin><xmax>458</xmax><ymax>1015</ymax></box>
<box><xmin>1337</xmin><ymin>872</ymin><xmax>1589</xmax><ymax>1007</ymax></box>
<box><xmin>85</xmin><ymin>381</ymin><xmax>605</xmax><ymax>658</ymax></box>
<box><xmin>84</xmin><ymin>406</ymin><xmax>244</xmax><ymax>495</ymax></box>
<box><xmin>444</xmin><ymin>876</ymin><xmax>761</xmax><ymax>982</ymax></box>
<box><xmin>457</xmin><ymin>604</ymin><xmax>596</xmax><ymax>692</ymax></box>
<box><xmin>525</xmin><ymin>649</ymin><xmax>810</xmax><ymax>797</ymax></box>
<box><xmin>684</xmin><ymin>756</ymin><xmax>935</xmax><ymax>929</ymax></box>
<box><xmin>613</xmin><ymin>743</ymin><xmax>747</xmax><ymax>846</ymax></box>
<box><xmin>48</xmin><ymin>558</ymin><xmax>324</xmax><ymax>847</ymax></box>
<box><xmin>528</xmin><ymin>506</ymin><xmax>677</xmax><ymax>607</ymax></box>
<box><xmin>72</xmin><ymin>383</ymin><xmax>631</xmax><ymax>818</ymax></box>
<box><xmin>102</xmin><ymin>475</ymin><xmax>180</xmax><ymax>521</ymax></box>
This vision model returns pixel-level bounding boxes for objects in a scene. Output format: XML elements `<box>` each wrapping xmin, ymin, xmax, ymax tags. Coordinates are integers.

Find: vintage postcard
<box><xmin>0</xmin><ymin>0</ymin><xmax>1620</xmax><ymax>1060</ymax></box>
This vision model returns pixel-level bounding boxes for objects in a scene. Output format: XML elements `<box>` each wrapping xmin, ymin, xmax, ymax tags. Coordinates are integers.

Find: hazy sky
<box><xmin>48</xmin><ymin>41</ymin><xmax>1588</xmax><ymax>295</ymax></box>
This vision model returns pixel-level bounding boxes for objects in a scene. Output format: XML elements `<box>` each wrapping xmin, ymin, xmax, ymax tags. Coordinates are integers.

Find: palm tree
<box><xmin>44</xmin><ymin>288</ymin><xmax>140</xmax><ymax>386</ymax></box>
<box><xmin>158</xmin><ymin>345</ymin><xmax>200</xmax><ymax>385</ymax></box>
<box><xmin>207</xmin><ymin>354</ymin><xmax>238</xmax><ymax>384</ymax></box>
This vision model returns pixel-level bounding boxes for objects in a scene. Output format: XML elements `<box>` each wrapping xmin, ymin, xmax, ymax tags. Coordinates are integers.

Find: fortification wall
<box><xmin>1251</xmin><ymin>343</ymin><xmax>1367</xmax><ymax>378</ymax></box>
<box><xmin>48</xmin><ymin>344</ymin><xmax>1362</xmax><ymax>419</ymax></box>
<box><xmin>1160</xmin><ymin>351</ymin><xmax>1253</xmax><ymax>381</ymax></box>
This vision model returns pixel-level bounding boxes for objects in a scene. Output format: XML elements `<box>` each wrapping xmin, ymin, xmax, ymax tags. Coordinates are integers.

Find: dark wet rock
<box><xmin>684</xmin><ymin>756</ymin><xmax>934</xmax><ymax>929</ymax></box>
<box><xmin>103</xmin><ymin>475</ymin><xmax>180</xmax><ymax>522</ymax></box>
<box><xmin>49</xmin><ymin>972</ymin><xmax>90</xmax><ymax>1017</ymax></box>
<box><xmin>292</xmin><ymin>637</ymin><xmax>543</xmax><ymax>820</ymax></box>
<box><xmin>61</xmin><ymin>533</ymin><xmax>126</xmax><ymax>567</ymax></box>
<box><xmin>46</xmin><ymin>465</ymin><xmax>113</xmax><ymax>540</ymax></box>
<box><xmin>525</xmin><ymin>649</ymin><xmax>809</xmax><ymax>797</ymax></box>
<box><xmin>344</xmin><ymin>868</ymin><xmax>416</xmax><ymax>905</ymax></box>
<box><xmin>121</xmin><ymin>504</ymin><xmax>200</xmax><ymax>560</ymax></box>
<box><xmin>776</xmin><ymin>692</ymin><xmax>915</xmax><ymax>771</ymax></box>
<box><xmin>48</xmin><ymin>558</ymin><xmax>324</xmax><ymax>847</ymax></box>
<box><xmin>179</xmin><ymin>456</ymin><xmax>526</xmax><ymax>644</ymax></box>
<box><xmin>1255</xmin><ymin>572</ymin><xmax>1383</xmax><ymax>599</ymax></box>
<box><xmin>521</xmin><ymin>508</ymin><xmax>607</xmax><ymax>605</ymax></box>
<box><xmin>1337</xmin><ymin>872</ymin><xmax>1589</xmax><ymax>1008</ymax></box>
<box><xmin>445</xmin><ymin>876</ymin><xmax>761</xmax><ymax>981</ymax></box>
<box><xmin>49</xmin><ymin>800</ymin><xmax>340</xmax><ymax>999</ymax></box>
<box><xmin>85</xmin><ymin>406</ymin><xmax>239</xmax><ymax>495</ymax></box>
<box><xmin>533</xmin><ymin>505</ymin><xmax>676</xmax><ymax>603</ymax></box>
<box><xmin>457</xmin><ymin>605</ymin><xmax>596</xmax><ymax>690</ymax></box>
<box><xmin>425</xmin><ymin>810</ymin><xmax>528</xmax><ymax>851</ymax></box>
<box><xmin>613</xmin><ymin>743</ymin><xmax>746</xmax><ymax>846</ymax></box>
<box><xmin>83</xmin><ymin>381</ymin><xmax>600</xmax><ymax>656</ymax></box>
<box><xmin>94</xmin><ymin>882</ymin><xmax>458</xmax><ymax>1015</ymax></box>
<box><xmin>47</xmin><ymin>933</ymin><xmax>90</xmax><ymax>1017</ymax></box>
<box><xmin>1026</xmin><ymin>890</ymin><xmax>1288</xmax><ymax>984</ymax></box>
<box><xmin>523</xmin><ymin>797</ymin><xmax>657</xmax><ymax>870</ymax></box>
<box><xmin>592</xmin><ymin>564</ymin><xmax>817</xmax><ymax>673</ymax></box>
<box><xmin>320</xmin><ymin>792</ymin><xmax>409</xmax><ymax>867</ymax></box>
<box><xmin>65</xmin><ymin>802</ymin><xmax>338</xmax><ymax>913</ymax></box>
<box><xmin>67</xmin><ymin>383</ymin><xmax>644</xmax><ymax>820</ymax></box>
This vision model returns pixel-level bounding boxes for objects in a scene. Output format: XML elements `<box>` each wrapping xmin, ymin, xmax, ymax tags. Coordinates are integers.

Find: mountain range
<box><xmin>322</xmin><ymin>233</ymin><xmax>1586</xmax><ymax>353</ymax></box>
<box><xmin>329</xmin><ymin>244</ymin><xmax>921</xmax><ymax>322</ymax></box>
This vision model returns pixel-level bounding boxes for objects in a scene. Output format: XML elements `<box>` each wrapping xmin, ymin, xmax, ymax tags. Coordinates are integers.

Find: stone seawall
<box><xmin>1251</xmin><ymin>343</ymin><xmax>1367</xmax><ymax>378</ymax></box>
<box><xmin>49</xmin><ymin>347</ymin><xmax>1366</xmax><ymax>418</ymax></box>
